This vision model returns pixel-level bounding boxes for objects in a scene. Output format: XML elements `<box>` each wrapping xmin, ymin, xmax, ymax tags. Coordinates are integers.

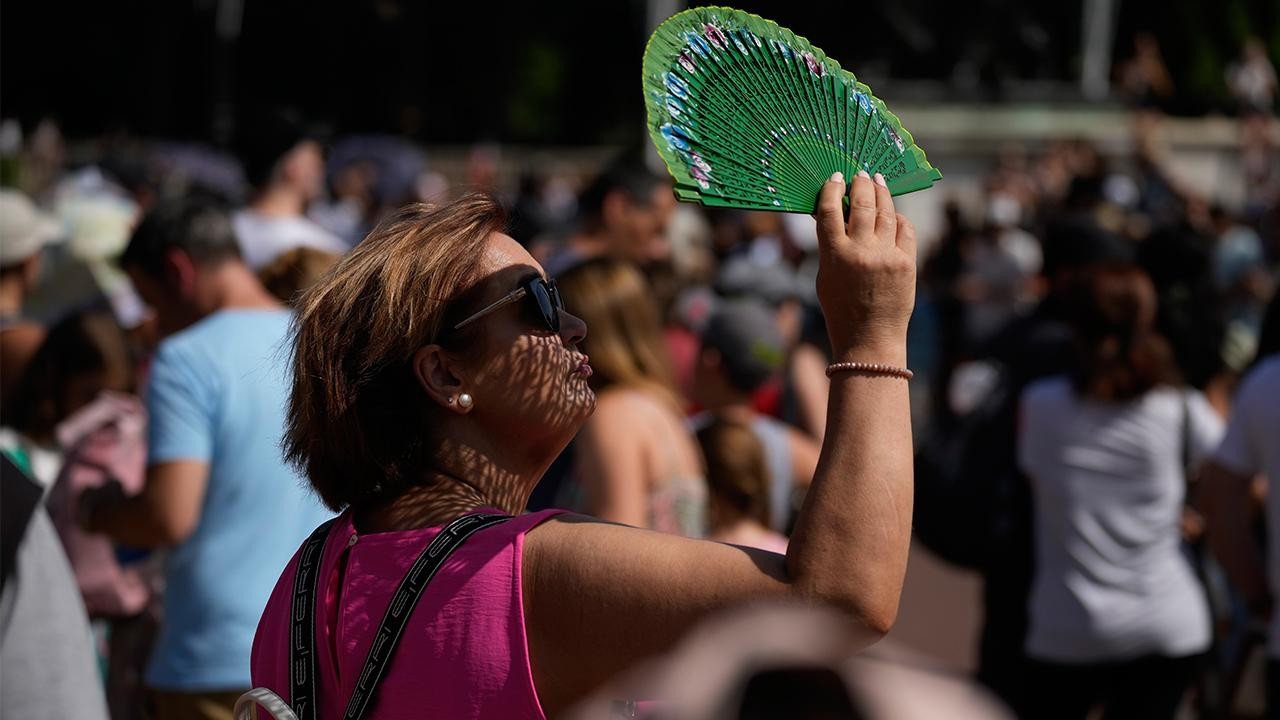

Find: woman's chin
<box><xmin>572</xmin><ymin>385</ymin><xmax>598</xmax><ymax>419</ymax></box>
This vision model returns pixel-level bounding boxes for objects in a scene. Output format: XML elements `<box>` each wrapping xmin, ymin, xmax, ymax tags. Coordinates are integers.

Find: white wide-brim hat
<box><xmin>0</xmin><ymin>189</ymin><xmax>64</xmax><ymax>267</ymax></box>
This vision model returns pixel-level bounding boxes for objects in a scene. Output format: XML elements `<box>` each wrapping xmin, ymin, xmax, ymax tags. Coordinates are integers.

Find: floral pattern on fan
<box><xmin>643</xmin><ymin>6</ymin><xmax>943</xmax><ymax>213</ymax></box>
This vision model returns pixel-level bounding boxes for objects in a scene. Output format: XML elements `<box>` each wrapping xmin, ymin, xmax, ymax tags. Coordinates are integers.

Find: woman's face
<box><xmin>457</xmin><ymin>233</ymin><xmax>595</xmax><ymax>445</ymax></box>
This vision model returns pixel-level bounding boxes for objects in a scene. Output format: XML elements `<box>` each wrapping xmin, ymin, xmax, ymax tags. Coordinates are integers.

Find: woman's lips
<box><xmin>574</xmin><ymin>355</ymin><xmax>593</xmax><ymax>378</ymax></box>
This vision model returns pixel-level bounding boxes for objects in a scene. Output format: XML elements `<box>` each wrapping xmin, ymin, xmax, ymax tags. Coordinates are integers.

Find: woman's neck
<box><xmin>354</xmin><ymin>477</ymin><xmax>493</xmax><ymax>534</ymax></box>
<box><xmin>353</xmin><ymin>445</ymin><xmax>546</xmax><ymax>533</ymax></box>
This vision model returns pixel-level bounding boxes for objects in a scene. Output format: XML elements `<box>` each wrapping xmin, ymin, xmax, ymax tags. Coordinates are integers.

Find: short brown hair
<box><xmin>1068</xmin><ymin>265</ymin><xmax>1180</xmax><ymax>402</ymax></box>
<box><xmin>285</xmin><ymin>194</ymin><xmax>506</xmax><ymax>511</ymax></box>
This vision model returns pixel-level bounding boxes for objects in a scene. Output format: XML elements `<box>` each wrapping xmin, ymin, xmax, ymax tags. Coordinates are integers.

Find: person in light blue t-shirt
<box><xmin>78</xmin><ymin>197</ymin><xmax>331</xmax><ymax>720</ymax></box>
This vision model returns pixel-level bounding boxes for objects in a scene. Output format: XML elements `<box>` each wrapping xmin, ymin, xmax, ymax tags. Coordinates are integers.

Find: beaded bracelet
<box><xmin>825</xmin><ymin>361</ymin><xmax>913</xmax><ymax>380</ymax></box>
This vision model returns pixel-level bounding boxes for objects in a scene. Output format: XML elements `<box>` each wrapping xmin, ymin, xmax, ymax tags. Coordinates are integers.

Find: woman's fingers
<box><xmin>814</xmin><ymin>172</ymin><xmax>848</xmax><ymax>247</ymax></box>
<box><xmin>847</xmin><ymin>171</ymin><xmax>877</xmax><ymax>240</ymax></box>
<box><xmin>872</xmin><ymin>173</ymin><xmax>896</xmax><ymax>242</ymax></box>
<box><xmin>895</xmin><ymin>213</ymin><xmax>917</xmax><ymax>258</ymax></box>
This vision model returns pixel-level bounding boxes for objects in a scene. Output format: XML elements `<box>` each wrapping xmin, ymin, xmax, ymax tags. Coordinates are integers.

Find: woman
<box><xmin>696</xmin><ymin>415</ymin><xmax>789</xmax><ymax>554</ymax></box>
<box><xmin>250</xmin><ymin>171</ymin><xmax>917</xmax><ymax>718</ymax></box>
<box><xmin>3</xmin><ymin>308</ymin><xmax>154</xmax><ymax>718</ymax></box>
<box><xmin>555</xmin><ymin>256</ymin><xmax>707</xmax><ymax>536</ymax></box>
<box><xmin>1017</xmin><ymin>265</ymin><xmax>1223</xmax><ymax>719</ymax></box>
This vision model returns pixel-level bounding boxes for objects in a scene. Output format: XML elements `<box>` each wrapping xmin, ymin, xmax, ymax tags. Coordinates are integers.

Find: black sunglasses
<box><xmin>452</xmin><ymin>276</ymin><xmax>563</xmax><ymax>333</ymax></box>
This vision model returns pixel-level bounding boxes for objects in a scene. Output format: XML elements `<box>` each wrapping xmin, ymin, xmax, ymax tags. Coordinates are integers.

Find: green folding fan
<box><xmin>643</xmin><ymin>6</ymin><xmax>942</xmax><ymax>213</ymax></box>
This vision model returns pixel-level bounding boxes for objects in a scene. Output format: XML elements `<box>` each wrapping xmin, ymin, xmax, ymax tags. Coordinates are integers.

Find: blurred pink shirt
<box><xmin>45</xmin><ymin>391</ymin><xmax>151</xmax><ymax>618</ymax></box>
<box><xmin>251</xmin><ymin>508</ymin><xmax>564</xmax><ymax>719</ymax></box>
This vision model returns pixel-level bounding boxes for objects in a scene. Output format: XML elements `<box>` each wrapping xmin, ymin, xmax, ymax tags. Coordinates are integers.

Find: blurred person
<box><xmin>1211</xmin><ymin>205</ymin><xmax>1267</xmax><ymax>296</ymax></box>
<box><xmin>955</xmin><ymin>227</ymin><xmax>1027</xmax><ymax>350</ymax></box>
<box><xmin>1133</xmin><ymin>144</ymin><xmax>1189</xmax><ymax>231</ymax></box>
<box><xmin>17</xmin><ymin>117</ymin><xmax>66</xmax><ymax>199</ymax></box>
<box><xmin>3</xmin><ymin>306</ymin><xmax>142</xmax><ymax>555</ymax></box>
<box><xmin>308</xmin><ymin>159</ymin><xmax>375</xmax><ymax>246</ymax></box>
<box><xmin>543</xmin><ymin>159</ymin><xmax>676</xmax><ymax>275</ymax></box>
<box><xmin>78</xmin><ymin>197</ymin><xmax>331</xmax><ymax>720</ymax></box>
<box><xmin>509</xmin><ymin>170</ymin><xmax>551</xmax><ymax>247</ymax></box>
<box><xmin>988</xmin><ymin>143</ymin><xmax>1039</xmax><ymax>211</ymax></box>
<box><xmin>1</xmin><ymin>455</ymin><xmax>109</xmax><ymax>720</ymax></box>
<box><xmin>692</xmin><ymin>300</ymin><xmax>819</xmax><ymax>533</ymax></box>
<box><xmin>564</xmin><ymin>603</ymin><xmax>1011</xmax><ymax>720</ymax></box>
<box><xmin>1202</xmin><ymin>293</ymin><xmax>1280</xmax><ymax>720</ymax></box>
<box><xmin>465</xmin><ymin>143</ymin><xmax>502</xmax><ymax>194</ymax></box>
<box><xmin>703</xmin><ymin>208</ymin><xmax>752</xmax><ymax>261</ymax></box>
<box><xmin>666</xmin><ymin>203</ymin><xmax>716</xmax><ymax>284</ymax></box>
<box><xmin>247</xmin><ymin>172</ymin><xmax>918</xmax><ymax>717</ymax></box>
<box><xmin>786</xmin><ymin>306</ymin><xmax>836</xmax><ymax>442</ymax></box>
<box><xmin>149</xmin><ymin>141</ymin><xmax>250</xmax><ymax>206</ymax></box>
<box><xmin>1034</xmin><ymin>141</ymin><xmax>1077</xmax><ymax>205</ymax></box>
<box><xmin>778</xmin><ymin>299</ymin><xmax>839</xmax><ymax>440</ymax></box>
<box><xmin>1228</xmin><ymin>37</ymin><xmax>1278</xmax><ymax>118</ymax></box>
<box><xmin>1139</xmin><ymin>222</ymin><xmax>1227</xmax><ymax>392</ymax></box>
<box><xmin>713</xmin><ymin>256</ymin><xmax>811</xmax><ymax>418</ymax></box>
<box><xmin>1117</xmin><ymin>33</ymin><xmax>1173</xmax><ymax>110</ymax></box>
<box><xmin>1210</xmin><ymin>204</ymin><xmax>1271</xmax><ymax>345</ymax></box>
<box><xmin>697</xmin><ymin>415</ymin><xmax>789</xmax><ymax>554</ymax></box>
<box><xmin>311</xmin><ymin>134</ymin><xmax>429</xmax><ymax>246</ymax></box>
<box><xmin>914</xmin><ymin>218</ymin><xmax>1135</xmax><ymax>707</ymax></box>
<box><xmin>0</xmin><ymin>189</ymin><xmax>62</xmax><ymax>424</ymax></box>
<box><xmin>985</xmin><ymin>192</ymin><xmax>1043</xmax><ymax>294</ymax></box>
<box><xmin>921</xmin><ymin>200</ymin><xmax>974</xmax><ymax>421</ymax></box>
<box><xmin>1017</xmin><ymin>265</ymin><xmax>1222</xmax><ymax>719</ymax></box>
<box><xmin>1242</xmin><ymin>130</ymin><xmax>1280</xmax><ymax>221</ymax></box>
<box><xmin>233</xmin><ymin>109</ymin><xmax>344</xmax><ymax>271</ymax></box>
<box><xmin>556</xmin><ymin>256</ymin><xmax>707</xmax><ymax>536</ymax></box>
<box><xmin>8</xmin><ymin>308</ymin><xmax>154</xmax><ymax>718</ymax></box>
<box><xmin>257</xmin><ymin>246</ymin><xmax>340</xmax><ymax>307</ymax></box>
<box><xmin>714</xmin><ymin>255</ymin><xmax>808</xmax><ymax>348</ymax></box>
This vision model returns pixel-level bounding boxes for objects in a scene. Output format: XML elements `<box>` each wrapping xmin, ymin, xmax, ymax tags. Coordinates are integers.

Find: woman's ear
<box><xmin>412</xmin><ymin>344</ymin><xmax>471</xmax><ymax>413</ymax></box>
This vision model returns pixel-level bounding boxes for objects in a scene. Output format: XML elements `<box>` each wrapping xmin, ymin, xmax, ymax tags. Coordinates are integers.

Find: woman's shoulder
<box><xmin>593</xmin><ymin>386</ymin><xmax>678</xmax><ymax>424</ymax></box>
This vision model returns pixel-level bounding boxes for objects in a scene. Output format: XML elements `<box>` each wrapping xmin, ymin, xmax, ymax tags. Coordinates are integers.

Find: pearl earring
<box><xmin>458</xmin><ymin>393</ymin><xmax>474</xmax><ymax>409</ymax></box>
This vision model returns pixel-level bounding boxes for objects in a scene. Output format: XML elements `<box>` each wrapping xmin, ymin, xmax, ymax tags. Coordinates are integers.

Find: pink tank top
<box><xmin>251</xmin><ymin>508</ymin><xmax>564</xmax><ymax>719</ymax></box>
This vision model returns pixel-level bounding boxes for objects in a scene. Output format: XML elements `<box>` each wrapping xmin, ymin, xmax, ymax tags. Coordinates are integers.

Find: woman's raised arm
<box><xmin>523</xmin><ymin>170</ymin><xmax>916</xmax><ymax>714</ymax></box>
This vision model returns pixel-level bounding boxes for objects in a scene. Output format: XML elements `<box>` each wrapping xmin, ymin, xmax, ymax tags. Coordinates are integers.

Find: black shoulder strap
<box><xmin>290</xmin><ymin>512</ymin><xmax>512</xmax><ymax>720</ymax></box>
<box><xmin>289</xmin><ymin>517</ymin><xmax>338</xmax><ymax>720</ymax></box>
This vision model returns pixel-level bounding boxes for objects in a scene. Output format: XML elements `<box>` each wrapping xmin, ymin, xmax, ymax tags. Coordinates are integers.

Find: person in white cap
<box><xmin>0</xmin><ymin>189</ymin><xmax>62</xmax><ymax>422</ymax></box>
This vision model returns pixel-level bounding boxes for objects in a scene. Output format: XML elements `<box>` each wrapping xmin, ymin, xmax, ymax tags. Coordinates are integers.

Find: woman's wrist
<box><xmin>826</xmin><ymin>361</ymin><xmax>913</xmax><ymax>380</ymax></box>
<box><xmin>829</xmin><ymin>342</ymin><xmax>908</xmax><ymax>369</ymax></box>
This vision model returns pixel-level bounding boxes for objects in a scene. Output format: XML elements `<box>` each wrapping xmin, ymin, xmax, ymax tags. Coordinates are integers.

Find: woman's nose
<box><xmin>559</xmin><ymin>310</ymin><xmax>587</xmax><ymax>347</ymax></box>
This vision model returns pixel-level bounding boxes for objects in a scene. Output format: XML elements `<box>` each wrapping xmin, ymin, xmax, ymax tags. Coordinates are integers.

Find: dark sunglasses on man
<box><xmin>453</xmin><ymin>276</ymin><xmax>564</xmax><ymax>333</ymax></box>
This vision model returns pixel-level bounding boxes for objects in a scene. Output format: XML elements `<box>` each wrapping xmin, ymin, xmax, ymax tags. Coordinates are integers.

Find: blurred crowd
<box><xmin>0</xmin><ymin>60</ymin><xmax>1278</xmax><ymax>718</ymax></box>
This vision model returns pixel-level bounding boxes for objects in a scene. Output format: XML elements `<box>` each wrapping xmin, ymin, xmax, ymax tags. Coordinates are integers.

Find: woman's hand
<box><xmin>813</xmin><ymin>171</ymin><xmax>916</xmax><ymax>365</ymax></box>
